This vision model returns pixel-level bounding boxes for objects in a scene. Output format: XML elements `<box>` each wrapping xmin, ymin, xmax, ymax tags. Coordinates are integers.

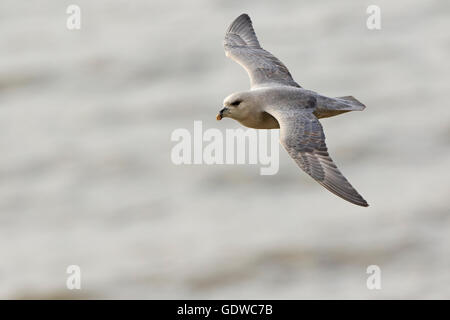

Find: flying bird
<box><xmin>217</xmin><ymin>14</ymin><xmax>369</xmax><ymax>207</ymax></box>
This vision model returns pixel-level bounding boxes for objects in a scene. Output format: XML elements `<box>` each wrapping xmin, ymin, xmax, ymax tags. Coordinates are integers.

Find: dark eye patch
<box><xmin>230</xmin><ymin>100</ymin><xmax>241</xmax><ymax>106</ymax></box>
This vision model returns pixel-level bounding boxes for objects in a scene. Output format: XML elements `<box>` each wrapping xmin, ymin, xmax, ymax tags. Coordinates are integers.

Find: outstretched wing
<box><xmin>224</xmin><ymin>14</ymin><xmax>301</xmax><ymax>89</ymax></box>
<box><xmin>267</xmin><ymin>106</ymin><xmax>368</xmax><ymax>207</ymax></box>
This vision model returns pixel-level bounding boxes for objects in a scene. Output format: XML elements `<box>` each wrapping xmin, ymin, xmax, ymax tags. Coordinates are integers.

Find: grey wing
<box><xmin>224</xmin><ymin>14</ymin><xmax>301</xmax><ymax>89</ymax></box>
<box><xmin>268</xmin><ymin>107</ymin><xmax>368</xmax><ymax>207</ymax></box>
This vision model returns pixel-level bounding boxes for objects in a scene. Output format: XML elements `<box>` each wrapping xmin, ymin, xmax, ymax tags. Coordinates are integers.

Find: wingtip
<box><xmin>345</xmin><ymin>196</ymin><xmax>369</xmax><ymax>207</ymax></box>
<box><xmin>350</xmin><ymin>195</ymin><xmax>369</xmax><ymax>207</ymax></box>
<box><xmin>225</xmin><ymin>13</ymin><xmax>260</xmax><ymax>49</ymax></box>
<box><xmin>317</xmin><ymin>180</ymin><xmax>369</xmax><ymax>208</ymax></box>
<box><xmin>358</xmin><ymin>195</ymin><xmax>369</xmax><ymax>207</ymax></box>
<box><xmin>360</xmin><ymin>201</ymin><xmax>369</xmax><ymax>207</ymax></box>
<box><xmin>228</xmin><ymin>13</ymin><xmax>250</xmax><ymax>26</ymax></box>
<box><xmin>229</xmin><ymin>13</ymin><xmax>252</xmax><ymax>30</ymax></box>
<box><xmin>237</xmin><ymin>13</ymin><xmax>251</xmax><ymax>20</ymax></box>
<box><xmin>345</xmin><ymin>198</ymin><xmax>369</xmax><ymax>207</ymax></box>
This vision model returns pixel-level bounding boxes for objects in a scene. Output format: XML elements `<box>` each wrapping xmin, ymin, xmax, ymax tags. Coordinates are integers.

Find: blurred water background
<box><xmin>0</xmin><ymin>0</ymin><xmax>449</xmax><ymax>299</ymax></box>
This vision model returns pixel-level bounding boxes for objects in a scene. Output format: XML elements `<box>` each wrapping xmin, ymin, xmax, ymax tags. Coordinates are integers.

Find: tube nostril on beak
<box><xmin>216</xmin><ymin>108</ymin><xmax>224</xmax><ymax>121</ymax></box>
<box><xmin>216</xmin><ymin>107</ymin><xmax>228</xmax><ymax>121</ymax></box>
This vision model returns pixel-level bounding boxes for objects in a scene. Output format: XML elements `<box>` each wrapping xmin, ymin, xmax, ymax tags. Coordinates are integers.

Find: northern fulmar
<box><xmin>217</xmin><ymin>14</ymin><xmax>369</xmax><ymax>207</ymax></box>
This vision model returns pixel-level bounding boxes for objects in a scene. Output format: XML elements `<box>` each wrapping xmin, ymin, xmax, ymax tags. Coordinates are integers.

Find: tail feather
<box><xmin>336</xmin><ymin>96</ymin><xmax>366</xmax><ymax>110</ymax></box>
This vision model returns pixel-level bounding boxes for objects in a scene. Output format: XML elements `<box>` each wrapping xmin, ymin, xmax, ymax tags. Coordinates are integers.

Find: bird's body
<box><xmin>225</xmin><ymin>86</ymin><xmax>366</xmax><ymax>129</ymax></box>
<box><xmin>218</xmin><ymin>14</ymin><xmax>369</xmax><ymax>207</ymax></box>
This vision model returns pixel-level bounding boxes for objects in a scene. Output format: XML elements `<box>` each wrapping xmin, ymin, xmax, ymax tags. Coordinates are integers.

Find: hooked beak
<box><xmin>216</xmin><ymin>107</ymin><xmax>229</xmax><ymax>121</ymax></box>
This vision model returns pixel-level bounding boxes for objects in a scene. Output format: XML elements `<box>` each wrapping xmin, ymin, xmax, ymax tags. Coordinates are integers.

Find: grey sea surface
<box><xmin>0</xmin><ymin>0</ymin><xmax>449</xmax><ymax>298</ymax></box>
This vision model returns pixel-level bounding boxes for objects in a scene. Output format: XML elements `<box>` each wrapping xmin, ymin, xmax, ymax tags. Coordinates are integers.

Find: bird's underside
<box><xmin>222</xmin><ymin>14</ymin><xmax>368</xmax><ymax>207</ymax></box>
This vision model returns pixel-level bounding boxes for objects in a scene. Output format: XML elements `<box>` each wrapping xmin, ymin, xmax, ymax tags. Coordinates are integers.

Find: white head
<box><xmin>217</xmin><ymin>91</ymin><xmax>256</xmax><ymax>121</ymax></box>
